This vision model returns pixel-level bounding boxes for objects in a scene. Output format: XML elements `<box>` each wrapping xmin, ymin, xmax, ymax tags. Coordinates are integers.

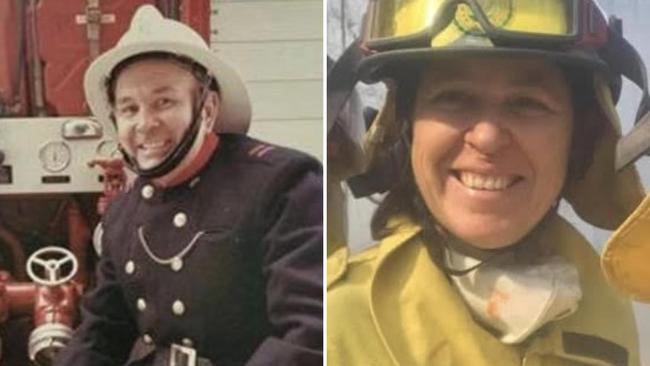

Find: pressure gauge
<box><xmin>96</xmin><ymin>139</ymin><xmax>120</xmax><ymax>158</ymax></box>
<box><xmin>39</xmin><ymin>141</ymin><xmax>71</xmax><ymax>173</ymax></box>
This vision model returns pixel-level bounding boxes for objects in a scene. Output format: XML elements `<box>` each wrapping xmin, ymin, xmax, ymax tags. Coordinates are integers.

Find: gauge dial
<box><xmin>39</xmin><ymin>141</ymin><xmax>71</xmax><ymax>173</ymax></box>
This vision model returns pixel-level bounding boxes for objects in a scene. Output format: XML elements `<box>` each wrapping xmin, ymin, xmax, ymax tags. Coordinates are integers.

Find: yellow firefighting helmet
<box><xmin>328</xmin><ymin>1</ymin><xmax>649</xmax><ymax>260</ymax></box>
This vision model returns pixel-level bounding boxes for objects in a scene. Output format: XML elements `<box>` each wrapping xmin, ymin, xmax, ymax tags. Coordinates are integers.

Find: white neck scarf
<box><xmin>444</xmin><ymin>247</ymin><xmax>582</xmax><ymax>344</ymax></box>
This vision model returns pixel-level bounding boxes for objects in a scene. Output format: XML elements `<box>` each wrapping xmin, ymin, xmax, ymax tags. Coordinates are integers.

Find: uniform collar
<box><xmin>327</xmin><ymin>216</ymin><xmax>420</xmax><ymax>288</ymax></box>
<box><xmin>375</xmin><ymin>216</ymin><xmax>423</xmax><ymax>258</ymax></box>
<box><xmin>155</xmin><ymin>132</ymin><xmax>220</xmax><ymax>188</ymax></box>
<box><xmin>134</xmin><ymin>133</ymin><xmax>219</xmax><ymax>203</ymax></box>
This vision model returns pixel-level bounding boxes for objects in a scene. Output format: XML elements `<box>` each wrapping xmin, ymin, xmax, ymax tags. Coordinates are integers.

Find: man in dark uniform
<box><xmin>55</xmin><ymin>5</ymin><xmax>322</xmax><ymax>366</ymax></box>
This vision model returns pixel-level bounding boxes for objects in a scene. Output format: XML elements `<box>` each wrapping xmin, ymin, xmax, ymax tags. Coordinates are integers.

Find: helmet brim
<box><xmin>359</xmin><ymin>47</ymin><xmax>611</xmax><ymax>84</ymax></box>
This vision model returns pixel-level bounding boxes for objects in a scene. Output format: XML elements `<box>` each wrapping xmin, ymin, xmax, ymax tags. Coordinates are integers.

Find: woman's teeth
<box><xmin>458</xmin><ymin>171</ymin><xmax>515</xmax><ymax>191</ymax></box>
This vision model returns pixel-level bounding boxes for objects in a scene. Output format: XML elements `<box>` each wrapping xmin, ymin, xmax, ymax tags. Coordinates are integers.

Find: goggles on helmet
<box><xmin>364</xmin><ymin>0</ymin><xmax>608</xmax><ymax>51</ymax></box>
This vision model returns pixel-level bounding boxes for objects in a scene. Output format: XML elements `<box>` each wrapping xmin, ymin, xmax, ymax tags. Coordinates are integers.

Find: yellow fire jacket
<box><xmin>328</xmin><ymin>215</ymin><xmax>640</xmax><ymax>366</ymax></box>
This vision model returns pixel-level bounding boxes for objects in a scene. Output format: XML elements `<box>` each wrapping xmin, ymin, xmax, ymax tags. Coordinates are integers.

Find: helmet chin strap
<box><xmin>119</xmin><ymin>77</ymin><xmax>213</xmax><ymax>179</ymax></box>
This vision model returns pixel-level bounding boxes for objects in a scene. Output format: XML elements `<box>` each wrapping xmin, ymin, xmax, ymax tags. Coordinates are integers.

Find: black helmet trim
<box><xmin>359</xmin><ymin>46</ymin><xmax>610</xmax><ymax>83</ymax></box>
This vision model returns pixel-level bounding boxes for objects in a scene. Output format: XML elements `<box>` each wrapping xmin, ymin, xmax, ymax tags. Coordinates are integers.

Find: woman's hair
<box><xmin>370</xmin><ymin>61</ymin><xmax>606</xmax><ymax>240</ymax></box>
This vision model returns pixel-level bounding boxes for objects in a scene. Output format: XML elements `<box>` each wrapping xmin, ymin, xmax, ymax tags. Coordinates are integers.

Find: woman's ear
<box><xmin>201</xmin><ymin>90</ymin><xmax>221</xmax><ymax>133</ymax></box>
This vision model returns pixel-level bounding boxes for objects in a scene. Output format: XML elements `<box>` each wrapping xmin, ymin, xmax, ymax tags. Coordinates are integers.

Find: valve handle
<box><xmin>26</xmin><ymin>247</ymin><xmax>78</xmax><ymax>287</ymax></box>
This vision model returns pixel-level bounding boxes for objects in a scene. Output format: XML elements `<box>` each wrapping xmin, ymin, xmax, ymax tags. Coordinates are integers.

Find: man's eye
<box><xmin>117</xmin><ymin>105</ymin><xmax>138</xmax><ymax>116</ymax></box>
<box><xmin>156</xmin><ymin>98</ymin><xmax>175</xmax><ymax>108</ymax></box>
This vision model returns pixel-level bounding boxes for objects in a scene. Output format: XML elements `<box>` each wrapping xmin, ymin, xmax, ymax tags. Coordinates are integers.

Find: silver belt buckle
<box><xmin>169</xmin><ymin>343</ymin><xmax>197</xmax><ymax>366</ymax></box>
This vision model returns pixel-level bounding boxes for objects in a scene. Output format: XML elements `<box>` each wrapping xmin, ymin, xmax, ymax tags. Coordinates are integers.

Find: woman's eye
<box><xmin>508</xmin><ymin>97</ymin><xmax>553</xmax><ymax>115</ymax></box>
<box><xmin>428</xmin><ymin>90</ymin><xmax>475</xmax><ymax>110</ymax></box>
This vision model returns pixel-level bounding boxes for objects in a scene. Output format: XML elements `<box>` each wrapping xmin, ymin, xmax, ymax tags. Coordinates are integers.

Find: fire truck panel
<box><xmin>0</xmin><ymin>118</ymin><xmax>115</xmax><ymax>194</ymax></box>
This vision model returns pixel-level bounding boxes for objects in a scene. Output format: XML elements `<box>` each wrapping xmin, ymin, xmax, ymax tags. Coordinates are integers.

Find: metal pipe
<box><xmin>5</xmin><ymin>282</ymin><xmax>37</xmax><ymax>316</ymax></box>
<box><xmin>27</xmin><ymin>0</ymin><xmax>46</xmax><ymax>116</ymax></box>
<box><xmin>66</xmin><ymin>199</ymin><xmax>90</xmax><ymax>288</ymax></box>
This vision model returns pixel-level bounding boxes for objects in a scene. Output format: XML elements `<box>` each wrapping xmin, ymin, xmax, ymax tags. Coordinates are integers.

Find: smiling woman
<box><xmin>411</xmin><ymin>58</ymin><xmax>574</xmax><ymax>248</ymax></box>
<box><xmin>327</xmin><ymin>0</ymin><xmax>650</xmax><ymax>365</ymax></box>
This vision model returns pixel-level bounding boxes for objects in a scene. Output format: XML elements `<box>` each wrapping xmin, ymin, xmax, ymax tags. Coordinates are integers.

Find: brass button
<box><xmin>137</xmin><ymin>298</ymin><xmax>147</xmax><ymax>311</ymax></box>
<box><xmin>171</xmin><ymin>257</ymin><xmax>183</xmax><ymax>272</ymax></box>
<box><xmin>141</xmin><ymin>185</ymin><xmax>154</xmax><ymax>199</ymax></box>
<box><xmin>172</xmin><ymin>300</ymin><xmax>186</xmax><ymax>316</ymax></box>
<box><xmin>173</xmin><ymin>212</ymin><xmax>188</xmax><ymax>228</ymax></box>
<box><xmin>125</xmin><ymin>260</ymin><xmax>135</xmax><ymax>275</ymax></box>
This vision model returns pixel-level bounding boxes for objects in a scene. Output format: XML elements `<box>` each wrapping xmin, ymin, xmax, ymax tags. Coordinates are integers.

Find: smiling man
<box><xmin>55</xmin><ymin>5</ymin><xmax>323</xmax><ymax>366</ymax></box>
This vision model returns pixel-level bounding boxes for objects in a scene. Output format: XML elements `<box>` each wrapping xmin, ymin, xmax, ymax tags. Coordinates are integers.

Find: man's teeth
<box><xmin>458</xmin><ymin>172</ymin><xmax>515</xmax><ymax>191</ymax></box>
<box><xmin>141</xmin><ymin>141</ymin><xmax>166</xmax><ymax>149</ymax></box>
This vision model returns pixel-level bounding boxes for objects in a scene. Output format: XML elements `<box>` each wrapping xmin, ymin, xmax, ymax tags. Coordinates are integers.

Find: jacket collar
<box><xmin>367</xmin><ymin>214</ymin><xmax>637</xmax><ymax>366</ymax></box>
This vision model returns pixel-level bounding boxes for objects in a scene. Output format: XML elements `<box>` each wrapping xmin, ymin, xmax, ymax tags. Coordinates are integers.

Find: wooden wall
<box><xmin>211</xmin><ymin>0</ymin><xmax>323</xmax><ymax>160</ymax></box>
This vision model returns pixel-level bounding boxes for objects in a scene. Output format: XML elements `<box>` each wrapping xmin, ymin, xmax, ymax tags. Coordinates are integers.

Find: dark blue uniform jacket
<box><xmin>55</xmin><ymin>134</ymin><xmax>323</xmax><ymax>366</ymax></box>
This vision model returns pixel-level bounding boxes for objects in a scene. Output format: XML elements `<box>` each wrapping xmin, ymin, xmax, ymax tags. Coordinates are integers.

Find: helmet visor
<box><xmin>365</xmin><ymin>0</ymin><xmax>604</xmax><ymax>49</ymax></box>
